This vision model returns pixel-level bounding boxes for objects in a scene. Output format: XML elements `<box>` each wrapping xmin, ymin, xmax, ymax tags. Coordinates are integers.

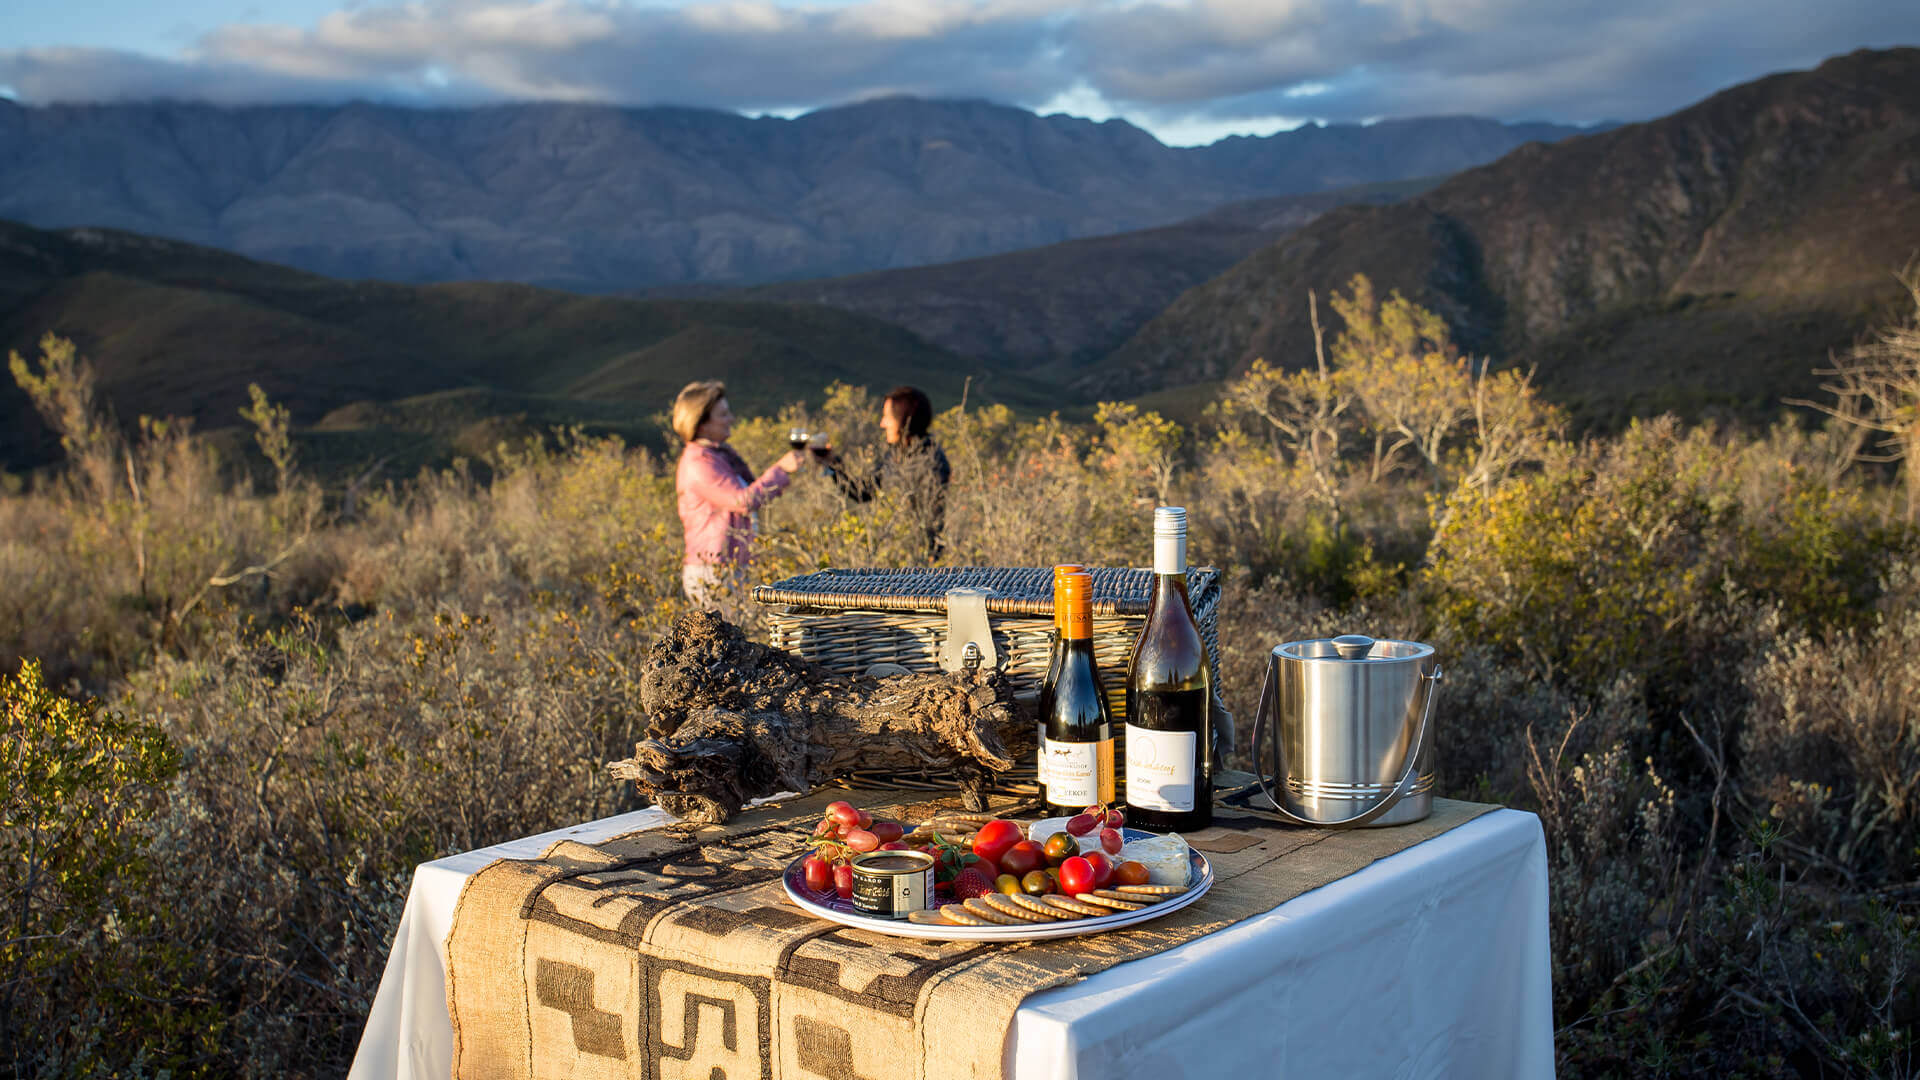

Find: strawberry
<box><xmin>951</xmin><ymin>866</ymin><xmax>996</xmax><ymax>901</ymax></box>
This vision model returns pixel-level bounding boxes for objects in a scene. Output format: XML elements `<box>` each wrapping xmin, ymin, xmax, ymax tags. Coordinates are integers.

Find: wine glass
<box><xmin>787</xmin><ymin>427</ymin><xmax>812</xmax><ymax>452</ymax></box>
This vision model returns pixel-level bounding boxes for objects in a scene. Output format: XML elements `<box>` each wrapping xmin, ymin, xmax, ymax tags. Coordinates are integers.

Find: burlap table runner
<box><xmin>445</xmin><ymin>790</ymin><xmax>1498</xmax><ymax>1080</ymax></box>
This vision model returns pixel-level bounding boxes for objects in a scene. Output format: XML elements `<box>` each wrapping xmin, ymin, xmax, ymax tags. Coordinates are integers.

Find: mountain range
<box><xmin>3</xmin><ymin>49</ymin><xmax>1915</xmax><ymax>477</ymax></box>
<box><xmin>1097</xmin><ymin>47</ymin><xmax>1920</xmax><ymax>424</ymax></box>
<box><xmin>0</xmin><ymin>98</ymin><xmax>1587</xmax><ymax>291</ymax></box>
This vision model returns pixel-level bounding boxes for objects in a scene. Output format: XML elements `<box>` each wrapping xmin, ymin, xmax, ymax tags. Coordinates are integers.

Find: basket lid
<box><xmin>752</xmin><ymin>566</ymin><xmax>1220</xmax><ymax>617</ymax></box>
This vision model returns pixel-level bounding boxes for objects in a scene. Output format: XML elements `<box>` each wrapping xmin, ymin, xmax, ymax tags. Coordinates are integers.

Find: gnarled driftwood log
<box><xmin>608</xmin><ymin>611</ymin><xmax>1032</xmax><ymax>822</ymax></box>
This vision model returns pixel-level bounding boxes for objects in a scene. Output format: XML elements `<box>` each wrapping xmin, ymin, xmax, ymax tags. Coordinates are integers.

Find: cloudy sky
<box><xmin>1</xmin><ymin>0</ymin><xmax>1915</xmax><ymax>145</ymax></box>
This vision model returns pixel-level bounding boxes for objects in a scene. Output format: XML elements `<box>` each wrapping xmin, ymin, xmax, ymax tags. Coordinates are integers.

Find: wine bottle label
<box><xmin>1044</xmin><ymin>738</ymin><xmax>1114</xmax><ymax>805</ymax></box>
<box><xmin>1124</xmin><ymin>724</ymin><xmax>1197</xmax><ymax>812</ymax></box>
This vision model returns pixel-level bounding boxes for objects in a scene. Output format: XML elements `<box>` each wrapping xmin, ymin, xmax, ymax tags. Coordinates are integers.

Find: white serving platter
<box><xmin>781</xmin><ymin>827</ymin><xmax>1212</xmax><ymax>941</ymax></box>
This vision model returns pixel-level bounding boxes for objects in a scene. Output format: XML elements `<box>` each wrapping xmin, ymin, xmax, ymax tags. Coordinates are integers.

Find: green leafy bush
<box><xmin>1</xmin><ymin>660</ymin><xmax>199</xmax><ymax>1076</ymax></box>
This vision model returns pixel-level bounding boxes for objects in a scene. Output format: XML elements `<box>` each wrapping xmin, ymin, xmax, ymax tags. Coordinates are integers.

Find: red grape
<box><xmin>1100</xmin><ymin>827</ymin><xmax>1123</xmax><ymax>855</ymax></box>
<box><xmin>833</xmin><ymin>863</ymin><xmax>854</xmax><ymax>899</ymax></box>
<box><xmin>845</xmin><ymin>828</ymin><xmax>879</xmax><ymax>852</ymax></box>
<box><xmin>869</xmin><ymin>820</ymin><xmax>904</xmax><ymax>843</ymax></box>
<box><xmin>879</xmin><ymin>841</ymin><xmax>909</xmax><ymax>851</ymax></box>
<box><xmin>1065</xmin><ymin>813</ymin><xmax>1098</xmax><ymax>837</ymax></box>
<box><xmin>813</xmin><ymin>817</ymin><xmax>836</xmax><ymax>837</ymax></box>
<box><xmin>827</xmin><ymin>801</ymin><xmax>859</xmax><ymax>826</ymax></box>
<box><xmin>1105</xmin><ymin>807</ymin><xmax>1125</xmax><ymax>828</ymax></box>
<box><xmin>856</xmin><ymin>809</ymin><xmax>873</xmax><ymax>829</ymax></box>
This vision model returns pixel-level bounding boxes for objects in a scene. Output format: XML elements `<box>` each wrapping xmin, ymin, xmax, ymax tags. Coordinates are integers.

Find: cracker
<box><xmin>1090</xmin><ymin>888</ymin><xmax>1168</xmax><ymax>904</ymax></box>
<box><xmin>1112</xmin><ymin>883</ymin><xmax>1186</xmax><ymax>897</ymax></box>
<box><xmin>1006</xmin><ymin>892</ymin><xmax>1074</xmax><ymax>919</ymax></box>
<box><xmin>907</xmin><ymin>909</ymin><xmax>961</xmax><ymax>925</ymax></box>
<box><xmin>1074</xmin><ymin>892</ymin><xmax>1146</xmax><ymax>911</ymax></box>
<box><xmin>980</xmin><ymin>893</ymin><xmax>1057</xmax><ymax>922</ymax></box>
<box><xmin>938</xmin><ymin>904</ymin><xmax>992</xmax><ymax>926</ymax></box>
<box><xmin>961</xmin><ymin>897</ymin><xmax>1029</xmax><ymax>925</ymax></box>
<box><xmin>1041</xmin><ymin>894</ymin><xmax>1109</xmax><ymax>917</ymax></box>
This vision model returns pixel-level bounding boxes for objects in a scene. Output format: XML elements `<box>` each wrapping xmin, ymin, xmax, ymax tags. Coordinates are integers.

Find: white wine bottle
<box><xmin>1123</xmin><ymin>506</ymin><xmax>1213</xmax><ymax>832</ymax></box>
<box><xmin>1040</xmin><ymin>571</ymin><xmax>1114</xmax><ymax>814</ymax></box>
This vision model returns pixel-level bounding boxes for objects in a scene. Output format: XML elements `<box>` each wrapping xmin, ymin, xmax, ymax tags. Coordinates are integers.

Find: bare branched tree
<box><xmin>1786</xmin><ymin>264</ymin><xmax>1920</xmax><ymax>519</ymax></box>
<box><xmin>1216</xmin><ymin>290</ymin><xmax>1353</xmax><ymax>516</ymax></box>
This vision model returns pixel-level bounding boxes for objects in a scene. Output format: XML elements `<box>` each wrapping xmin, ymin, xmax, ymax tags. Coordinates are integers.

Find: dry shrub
<box><xmin>9</xmin><ymin>300</ymin><xmax>1920</xmax><ymax>1078</ymax></box>
<box><xmin>118</xmin><ymin>597</ymin><xmax>654</xmax><ymax>1074</ymax></box>
<box><xmin>1743</xmin><ymin>562</ymin><xmax>1920</xmax><ymax>883</ymax></box>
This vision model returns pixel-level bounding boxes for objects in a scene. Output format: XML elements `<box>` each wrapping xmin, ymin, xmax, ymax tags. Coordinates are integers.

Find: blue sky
<box><xmin>3</xmin><ymin>0</ymin><xmax>1917</xmax><ymax>146</ymax></box>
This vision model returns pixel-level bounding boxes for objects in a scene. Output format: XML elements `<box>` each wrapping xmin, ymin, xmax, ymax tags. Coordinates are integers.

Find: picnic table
<box><xmin>349</xmin><ymin>790</ymin><xmax>1551</xmax><ymax>1079</ymax></box>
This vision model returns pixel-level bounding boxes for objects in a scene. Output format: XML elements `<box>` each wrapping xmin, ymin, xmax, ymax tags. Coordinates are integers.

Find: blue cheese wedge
<box><xmin>1117</xmin><ymin>833</ymin><xmax>1192</xmax><ymax>886</ymax></box>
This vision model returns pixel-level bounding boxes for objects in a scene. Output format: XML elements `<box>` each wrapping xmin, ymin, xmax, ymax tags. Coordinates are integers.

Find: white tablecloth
<box><xmin>350</xmin><ymin>807</ymin><xmax>1553</xmax><ymax>1080</ymax></box>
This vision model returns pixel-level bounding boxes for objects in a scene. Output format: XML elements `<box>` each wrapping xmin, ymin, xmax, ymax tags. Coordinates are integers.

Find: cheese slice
<box><xmin>1117</xmin><ymin>833</ymin><xmax>1192</xmax><ymax>886</ymax></box>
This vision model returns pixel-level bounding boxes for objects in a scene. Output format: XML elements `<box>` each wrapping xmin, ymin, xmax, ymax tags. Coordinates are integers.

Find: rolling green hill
<box><xmin>0</xmin><ymin>220</ymin><xmax>1052</xmax><ymax>475</ymax></box>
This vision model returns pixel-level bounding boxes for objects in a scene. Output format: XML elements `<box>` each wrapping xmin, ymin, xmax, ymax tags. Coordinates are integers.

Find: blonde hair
<box><xmin>671</xmin><ymin>380</ymin><xmax>727</xmax><ymax>443</ymax></box>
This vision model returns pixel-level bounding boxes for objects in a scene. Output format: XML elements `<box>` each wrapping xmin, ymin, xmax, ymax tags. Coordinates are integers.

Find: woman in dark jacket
<box><xmin>821</xmin><ymin>386</ymin><xmax>951</xmax><ymax>557</ymax></box>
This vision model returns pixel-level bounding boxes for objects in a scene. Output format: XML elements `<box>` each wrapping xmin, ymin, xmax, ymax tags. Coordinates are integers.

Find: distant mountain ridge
<box><xmin>0</xmin><ymin>98</ymin><xmax>1588</xmax><ymax>291</ymax></box>
<box><xmin>1099</xmin><ymin>48</ymin><xmax>1920</xmax><ymax>423</ymax></box>
<box><xmin>739</xmin><ymin>177</ymin><xmax>1444</xmax><ymax>370</ymax></box>
<box><xmin>0</xmin><ymin>218</ymin><xmax>1049</xmax><ymax>473</ymax></box>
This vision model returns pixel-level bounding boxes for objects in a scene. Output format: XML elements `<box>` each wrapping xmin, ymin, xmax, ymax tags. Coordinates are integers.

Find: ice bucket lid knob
<box><xmin>1330</xmin><ymin>634</ymin><xmax>1375</xmax><ymax>659</ymax></box>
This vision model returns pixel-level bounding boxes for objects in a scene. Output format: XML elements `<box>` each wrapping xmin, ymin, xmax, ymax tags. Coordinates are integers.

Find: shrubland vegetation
<box><xmin>4</xmin><ymin>271</ymin><xmax>1920</xmax><ymax>1078</ymax></box>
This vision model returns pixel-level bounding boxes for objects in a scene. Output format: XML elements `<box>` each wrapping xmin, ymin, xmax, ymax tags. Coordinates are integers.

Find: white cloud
<box><xmin>0</xmin><ymin>0</ymin><xmax>1914</xmax><ymax>143</ymax></box>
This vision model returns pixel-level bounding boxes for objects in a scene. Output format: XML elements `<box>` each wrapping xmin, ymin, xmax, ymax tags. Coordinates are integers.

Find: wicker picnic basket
<box><xmin>751</xmin><ymin>566</ymin><xmax>1223</xmax><ymax>723</ymax></box>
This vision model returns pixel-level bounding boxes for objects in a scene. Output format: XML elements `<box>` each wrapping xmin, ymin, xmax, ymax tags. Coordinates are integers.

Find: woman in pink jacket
<box><xmin>672</xmin><ymin>380</ymin><xmax>807</xmax><ymax>607</ymax></box>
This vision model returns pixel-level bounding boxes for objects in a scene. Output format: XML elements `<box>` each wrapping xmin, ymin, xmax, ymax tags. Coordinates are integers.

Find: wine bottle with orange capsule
<box><xmin>1039</xmin><ymin>571</ymin><xmax>1115</xmax><ymax>816</ymax></box>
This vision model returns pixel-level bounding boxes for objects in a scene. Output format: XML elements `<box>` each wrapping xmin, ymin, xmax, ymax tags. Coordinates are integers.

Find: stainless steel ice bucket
<box><xmin>1250</xmin><ymin>634</ymin><xmax>1442</xmax><ymax>828</ymax></box>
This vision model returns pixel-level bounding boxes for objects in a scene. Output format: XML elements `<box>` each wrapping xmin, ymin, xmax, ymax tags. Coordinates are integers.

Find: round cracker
<box><xmin>1112</xmin><ymin>883</ymin><xmax>1186</xmax><ymax>897</ymax></box>
<box><xmin>939</xmin><ymin>903</ymin><xmax>992</xmax><ymax>926</ymax></box>
<box><xmin>907</xmin><ymin>909</ymin><xmax>961</xmax><ymax>925</ymax></box>
<box><xmin>1090</xmin><ymin>888</ymin><xmax>1167</xmax><ymax>904</ymax></box>
<box><xmin>1005</xmin><ymin>892</ymin><xmax>1075</xmax><ymax>920</ymax></box>
<box><xmin>1074</xmin><ymin>892</ymin><xmax>1146</xmax><ymax>911</ymax></box>
<box><xmin>980</xmin><ymin>893</ymin><xmax>1058</xmax><ymax>922</ymax></box>
<box><xmin>1041</xmin><ymin>894</ymin><xmax>1108</xmax><ymax>917</ymax></box>
<box><xmin>961</xmin><ymin>897</ymin><xmax>1029</xmax><ymax>925</ymax></box>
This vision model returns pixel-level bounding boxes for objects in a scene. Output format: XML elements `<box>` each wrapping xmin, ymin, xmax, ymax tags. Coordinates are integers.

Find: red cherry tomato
<box><xmin>827</xmin><ymin>801</ymin><xmax>859</xmax><ymax>826</ymax></box>
<box><xmin>999</xmin><ymin>840</ymin><xmax>1045</xmax><ymax>877</ymax></box>
<box><xmin>1082</xmin><ymin>852</ymin><xmax>1113</xmax><ymax>888</ymax></box>
<box><xmin>1058</xmin><ymin>855</ymin><xmax>1095</xmax><ymax>896</ymax></box>
<box><xmin>833</xmin><ymin>863</ymin><xmax>854</xmax><ymax>899</ymax></box>
<box><xmin>803</xmin><ymin>855</ymin><xmax>832</xmax><ymax>893</ymax></box>
<box><xmin>972</xmin><ymin>819</ymin><xmax>1023</xmax><ymax>866</ymax></box>
<box><xmin>1114</xmin><ymin>860</ymin><xmax>1150</xmax><ymax>887</ymax></box>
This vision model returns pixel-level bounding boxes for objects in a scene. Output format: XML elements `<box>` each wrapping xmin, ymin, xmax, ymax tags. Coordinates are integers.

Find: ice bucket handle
<box><xmin>1250</xmin><ymin>653</ymin><xmax>1442</xmax><ymax>829</ymax></box>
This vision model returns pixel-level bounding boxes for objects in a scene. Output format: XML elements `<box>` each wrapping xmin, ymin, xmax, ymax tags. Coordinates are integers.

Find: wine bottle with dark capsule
<box><xmin>1123</xmin><ymin>506</ymin><xmax>1213</xmax><ymax>832</ymax></box>
<box><xmin>1040</xmin><ymin>571</ymin><xmax>1114</xmax><ymax>814</ymax></box>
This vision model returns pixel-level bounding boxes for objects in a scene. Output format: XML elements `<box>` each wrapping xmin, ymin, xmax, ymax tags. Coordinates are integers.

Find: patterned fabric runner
<box><xmin>445</xmin><ymin>790</ymin><xmax>1498</xmax><ymax>1080</ymax></box>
